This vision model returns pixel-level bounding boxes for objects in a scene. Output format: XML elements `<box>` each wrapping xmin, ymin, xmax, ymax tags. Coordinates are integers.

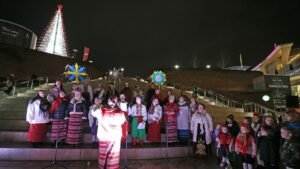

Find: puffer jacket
<box><xmin>50</xmin><ymin>97</ymin><xmax>69</xmax><ymax>119</ymax></box>
<box><xmin>65</xmin><ymin>97</ymin><xmax>88</xmax><ymax>120</ymax></box>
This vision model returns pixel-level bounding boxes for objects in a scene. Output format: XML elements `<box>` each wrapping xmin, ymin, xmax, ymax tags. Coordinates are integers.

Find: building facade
<box><xmin>252</xmin><ymin>43</ymin><xmax>300</xmax><ymax>97</ymax></box>
<box><xmin>0</xmin><ymin>19</ymin><xmax>37</xmax><ymax>49</ymax></box>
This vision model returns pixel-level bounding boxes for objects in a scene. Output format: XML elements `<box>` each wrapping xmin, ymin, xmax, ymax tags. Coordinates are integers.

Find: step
<box><xmin>0</xmin><ymin>120</ymin><xmax>91</xmax><ymax>131</ymax></box>
<box><xmin>25</xmin><ymin>90</ymin><xmax>38</xmax><ymax>94</ymax></box>
<box><xmin>0</xmin><ymin>105</ymin><xmax>27</xmax><ymax>111</ymax></box>
<box><xmin>0</xmin><ymin>103</ymin><xmax>27</xmax><ymax>109</ymax></box>
<box><xmin>0</xmin><ymin>142</ymin><xmax>190</xmax><ymax>160</ymax></box>
<box><xmin>0</xmin><ymin>110</ymin><xmax>251</xmax><ymax>120</ymax></box>
<box><xmin>0</xmin><ymin>131</ymin><xmax>168</xmax><ymax>144</ymax></box>
<box><xmin>0</xmin><ymin>97</ymin><xmax>30</xmax><ymax>104</ymax></box>
<box><xmin>0</xmin><ymin>111</ymin><xmax>26</xmax><ymax>120</ymax></box>
<box><xmin>0</xmin><ymin>120</ymin><xmax>29</xmax><ymax>130</ymax></box>
<box><xmin>17</xmin><ymin>93</ymin><xmax>36</xmax><ymax>97</ymax></box>
<box><xmin>33</xmin><ymin>87</ymin><xmax>52</xmax><ymax>91</ymax></box>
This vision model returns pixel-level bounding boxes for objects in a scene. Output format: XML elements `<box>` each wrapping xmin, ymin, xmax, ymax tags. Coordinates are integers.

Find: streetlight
<box><xmin>120</xmin><ymin>67</ymin><xmax>125</xmax><ymax>72</ymax></box>
<box><xmin>206</xmin><ymin>64</ymin><xmax>211</xmax><ymax>69</ymax></box>
<box><xmin>262</xmin><ymin>95</ymin><xmax>270</xmax><ymax>102</ymax></box>
<box><xmin>72</xmin><ymin>49</ymin><xmax>78</xmax><ymax>58</ymax></box>
<box><xmin>174</xmin><ymin>64</ymin><xmax>180</xmax><ymax>69</ymax></box>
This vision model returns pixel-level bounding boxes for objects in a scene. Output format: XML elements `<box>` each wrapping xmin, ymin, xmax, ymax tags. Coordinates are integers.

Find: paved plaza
<box><xmin>0</xmin><ymin>157</ymin><xmax>224</xmax><ymax>169</ymax></box>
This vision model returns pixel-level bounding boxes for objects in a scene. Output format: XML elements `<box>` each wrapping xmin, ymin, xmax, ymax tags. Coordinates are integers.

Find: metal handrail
<box><xmin>169</xmin><ymin>81</ymin><xmax>282</xmax><ymax>115</ymax></box>
<box><xmin>196</xmin><ymin>87</ymin><xmax>244</xmax><ymax>108</ymax></box>
<box><xmin>10</xmin><ymin>76</ymin><xmax>49</xmax><ymax>96</ymax></box>
<box><xmin>243</xmin><ymin>102</ymin><xmax>282</xmax><ymax>116</ymax></box>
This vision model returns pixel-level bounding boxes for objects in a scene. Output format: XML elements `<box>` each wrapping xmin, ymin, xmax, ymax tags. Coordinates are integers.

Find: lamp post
<box><xmin>120</xmin><ymin>67</ymin><xmax>125</xmax><ymax>78</ymax></box>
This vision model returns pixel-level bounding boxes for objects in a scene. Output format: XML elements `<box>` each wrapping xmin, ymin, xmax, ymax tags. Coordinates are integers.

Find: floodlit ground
<box><xmin>0</xmin><ymin>156</ymin><xmax>225</xmax><ymax>169</ymax></box>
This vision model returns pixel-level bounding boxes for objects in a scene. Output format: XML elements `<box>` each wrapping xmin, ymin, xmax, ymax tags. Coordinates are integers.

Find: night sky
<box><xmin>1</xmin><ymin>0</ymin><xmax>300</xmax><ymax>76</ymax></box>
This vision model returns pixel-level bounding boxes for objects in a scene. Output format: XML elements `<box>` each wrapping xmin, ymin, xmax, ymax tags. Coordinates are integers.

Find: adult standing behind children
<box><xmin>190</xmin><ymin>103</ymin><xmax>213</xmax><ymax>156</ymax></box>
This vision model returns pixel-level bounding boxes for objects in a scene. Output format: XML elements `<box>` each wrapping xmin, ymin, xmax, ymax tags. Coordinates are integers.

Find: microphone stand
<box><xmin>165</xmin><ymin>116</ymin><xmax>169</xmax><ymax>161</ymax></box>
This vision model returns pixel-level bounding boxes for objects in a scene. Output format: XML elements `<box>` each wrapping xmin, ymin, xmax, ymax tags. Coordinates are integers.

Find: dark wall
<box><xmin>165</xmin><ymin>69</ymin><xmax>263</xmax><ymax>91</ymax></box>
<box><xmin>164</xmin><ymin>69</ymin><xmax>273</xmax><ymax>107</ymax></box>
<box><xmin>0</xmin><ymin>44</ymin><xmax>102</xmax><ymax>81</ymax></box>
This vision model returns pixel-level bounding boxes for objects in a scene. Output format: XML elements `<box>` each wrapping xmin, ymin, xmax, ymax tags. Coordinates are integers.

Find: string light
<box><xmin>37</xmin><ymin>4</ymin><xmax>69</xmax><ymax>57</ymax></box>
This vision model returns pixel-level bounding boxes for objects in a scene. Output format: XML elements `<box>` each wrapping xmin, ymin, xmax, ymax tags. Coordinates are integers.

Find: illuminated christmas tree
<box><xmin>37</xmin><ymin>4</ymin><xmax>69</xmax><ymax>57</ymax></box>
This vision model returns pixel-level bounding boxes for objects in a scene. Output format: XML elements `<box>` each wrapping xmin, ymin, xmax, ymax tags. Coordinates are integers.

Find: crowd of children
<box><xmin>213</xmin><ymin>112</ymin><xmax>300</xmax><ymax>169</ymax></box>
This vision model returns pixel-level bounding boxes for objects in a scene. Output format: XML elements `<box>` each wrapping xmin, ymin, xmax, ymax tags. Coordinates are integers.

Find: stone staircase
<box><xmin>0</xmin><ymin>78</ymin><xmax>252</xmax><ymax>160</ymax></box>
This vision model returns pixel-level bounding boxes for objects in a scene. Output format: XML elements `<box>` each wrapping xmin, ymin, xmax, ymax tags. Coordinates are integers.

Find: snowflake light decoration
<box><xmin>64</xmin><ymin>63</ymin><xmax>88</xmax><ymax>83</ymax></box>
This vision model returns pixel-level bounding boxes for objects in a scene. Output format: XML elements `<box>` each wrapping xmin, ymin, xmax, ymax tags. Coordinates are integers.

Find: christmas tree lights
<box><xmin>37</xmin><ymin>4</ymin><xmax>69</xmax><ymax>57</ymax></box>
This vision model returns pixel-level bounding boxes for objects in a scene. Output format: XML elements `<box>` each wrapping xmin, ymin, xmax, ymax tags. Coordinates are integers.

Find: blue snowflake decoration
<box><xmin>64</xmin><ymin>63</ymin><xmax>88</xmax><ymax>83</ymax></box>
<box><xmin>151</xmin><ymin>71</ymin><xmax>166</xmax><ymax>85</ymax></box>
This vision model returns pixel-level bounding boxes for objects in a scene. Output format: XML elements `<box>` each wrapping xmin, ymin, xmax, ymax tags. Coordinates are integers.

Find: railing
<box><xmin>168</xmin><ymin>81</ymin><xmax>282</xmax><ymax>115</ymax></box>
<box><xmin>243</xmin><ymin>102</ymin><xmax>282</xmax><ymax>116</ymax></box>
<box><xmin>196</xmin><ymin>88</ymin><xmax>244</xmax><ymax>108</ymax></box>
<box><xmin>0</xmin><ymin>76</ymin><xmax>48</xmax><ymax>98</ymax></box>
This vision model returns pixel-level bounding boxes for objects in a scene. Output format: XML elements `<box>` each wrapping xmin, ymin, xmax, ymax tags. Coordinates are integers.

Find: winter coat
<box><xmin>47</xmin><ymin>87</ymin><xmax>63</xmax><ymax>103</ymax></box>
<box><xmin>92</xmin><ymin>105</ymin><xmax>126</xmax><ymax>141</ymax></box>
<box><xmin>26</xmin><ymin>99</ymin><xmax>50</xmax><ymax>124</ymax></box>
<box><xmin>105</xmin><ymin>88</ymin><xmax>119</xmax><ymax>101</ymax></box>
<box><xmin>189</xmin><ymin>102</ymin><xmax>198</xmax><ymax>114</ymax></box>
<box><xmin>226</xmin><ymin>120</ymin><xmax>240</xmax><ymax>138</ymax></box>
<box><xmin>65</xmin><ymin>98</ymin><xmax>88</xmax><ymax>120</ymax></box>
<box><xmin>235</xmin><ymin>134</ymin><xmax>256</xmax><ymax>157</ymax></box>
<box><xmin>79</xmin><ymin>84</ymin><xmax>93</xmax><ymax>102</ymax></box>
<box><xmin>280</xmin><ymin>138</ymin><xmax>300</xmax><ymax>169</ymax></box>
<box><xmin>177</xmin><ymin>102</ymin><xmax>191</xmax><ymax>130</ymax></box>
<box><xmin>145</xmin><ymin>88</ymin><xmax>155</xmax><ymax>103</ymax></box>
<box><xmin>190</xmin><ymin>112</ymin><xmax>213</xmax><ymax>144</ymax></box>
<box><xmin>258</xmin><ymin>136</ymin><xmax>276</xmax><ymax>165</ymax></box>
<box><xmin>256</xmin><ymin>124</ymin><xmax>280</xmax><ymax>163</ymax></box>
<box><xmin>120</xmin><ymin>87</ymin><xmax>133</xmax><ymax>103</ymax></box>
<box><xmin>251</xmin><ymin>122</ymin><xmax>261</xmax><ymax>134</ymax></box>
<box><xmin>217</xmin><ymin>133</ymin><xmax>232</xmax><ymax>147</ymax></box>
<box><xmin>93</xmin><ymin>87</ymin><xmax>105</xmax><ymax>100</ymax></box>
<box><xmin>49</xmin><ymin>97</ymin><xmax>69</xmax><ymax>119</ymax></box>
